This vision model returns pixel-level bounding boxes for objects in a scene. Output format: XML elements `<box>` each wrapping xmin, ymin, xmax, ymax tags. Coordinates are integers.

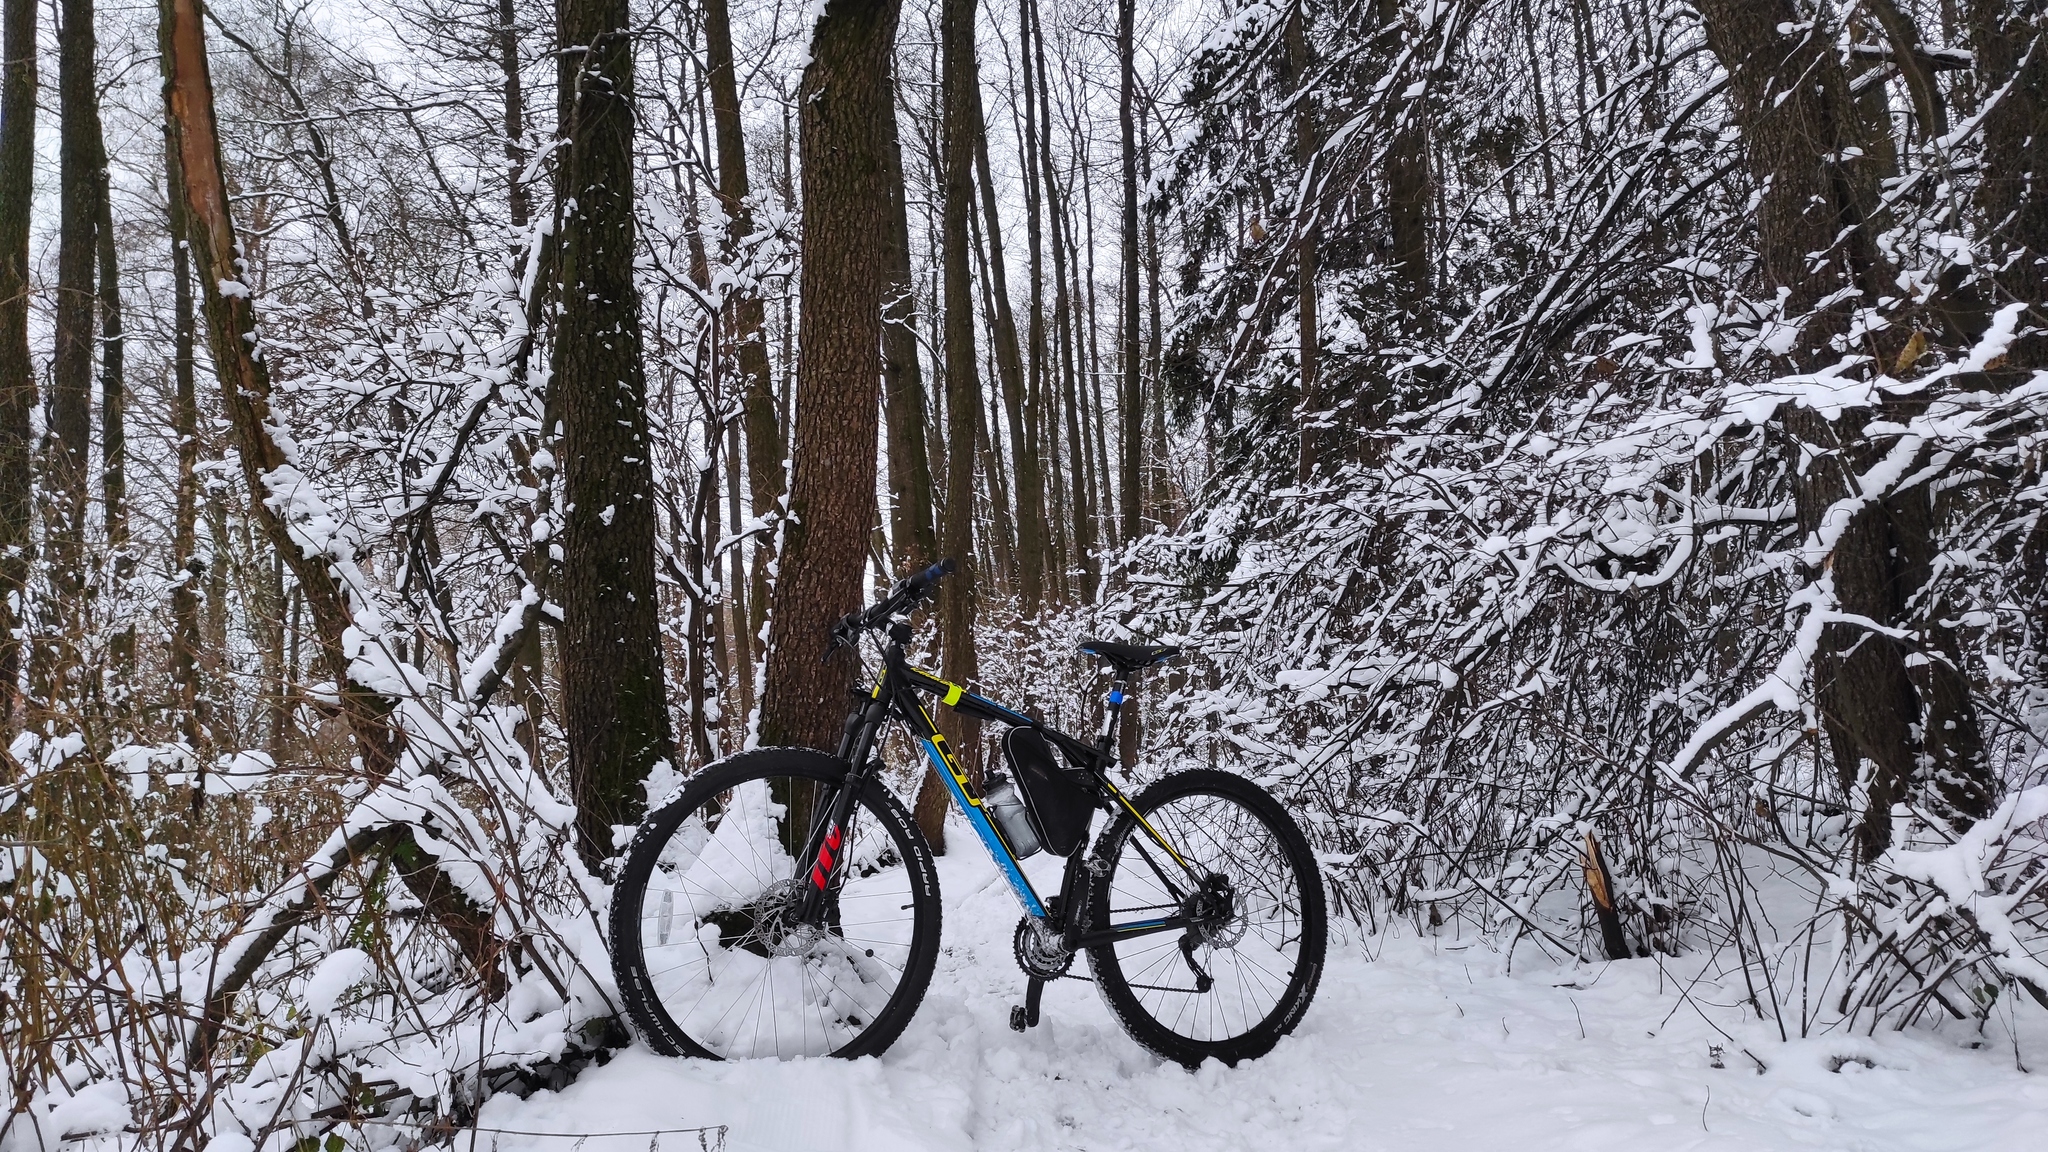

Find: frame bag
<box><xmin>1003</xmin><ymin>728</ymin><xmax>1094</xmax><ymax>856</ymax></box>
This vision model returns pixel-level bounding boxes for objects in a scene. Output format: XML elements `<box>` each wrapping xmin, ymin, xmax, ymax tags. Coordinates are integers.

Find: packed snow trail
<box><xmin>483</xmin><ymin>833</ymin><xmax>2048</xmax><ymax>1152</ymax></box>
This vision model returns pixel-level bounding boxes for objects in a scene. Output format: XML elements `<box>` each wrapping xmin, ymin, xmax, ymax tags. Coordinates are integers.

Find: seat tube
<box><xmin>1099</xmin><ymin>675</ymin><xmax>1129</xmax><ymax>754</ymax></box>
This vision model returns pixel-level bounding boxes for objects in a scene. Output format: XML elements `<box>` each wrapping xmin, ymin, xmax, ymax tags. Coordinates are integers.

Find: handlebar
<box><xmin>825</xmin><ymin>558</ymin><xmax>956</xmax><ymax>659</ymax></box>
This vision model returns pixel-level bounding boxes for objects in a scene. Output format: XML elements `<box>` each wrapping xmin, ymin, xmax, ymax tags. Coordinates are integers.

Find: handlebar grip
<box><xmin>907</xmin><ymin>557</ymin><xmax>956</xmax><ymax>593</ymax></box>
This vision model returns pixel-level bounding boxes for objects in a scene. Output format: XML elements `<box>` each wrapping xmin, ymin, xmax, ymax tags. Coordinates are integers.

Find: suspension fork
<box><xmin>794</xmin><ymin>676</ymin><xmax>891</xmax><ymax>921</ymax></box>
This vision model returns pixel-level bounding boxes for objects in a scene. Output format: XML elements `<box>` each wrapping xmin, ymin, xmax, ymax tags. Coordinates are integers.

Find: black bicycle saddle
<box><xmin>1077</xmin><ymin>640</ymin><xmax>1182</xmax><ymax>674</ymax></box>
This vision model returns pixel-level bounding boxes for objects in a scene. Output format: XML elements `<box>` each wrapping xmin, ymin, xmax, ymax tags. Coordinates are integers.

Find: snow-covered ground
<box><xmin>483</xmin><ymin>833</ymin><xmax>2048</xmax><ymax>1152</ymax></box>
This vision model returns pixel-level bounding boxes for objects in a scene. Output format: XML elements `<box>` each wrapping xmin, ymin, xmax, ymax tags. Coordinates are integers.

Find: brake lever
<box><xmin>822</xmin><ymin>612</ymin><xmax>862</xmax><ymax>663</ymax></box>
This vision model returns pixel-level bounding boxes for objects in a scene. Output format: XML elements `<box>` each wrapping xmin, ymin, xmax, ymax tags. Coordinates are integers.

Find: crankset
<box><xmin>1009</xmin><ymin>915</ymin><xmax>1076</xmax><ymax>1033</ymax></box>
<box><xmin>1013</xmin><ymin>915</ymin><xmax>1076</xmax><ymax>980</ymax></box>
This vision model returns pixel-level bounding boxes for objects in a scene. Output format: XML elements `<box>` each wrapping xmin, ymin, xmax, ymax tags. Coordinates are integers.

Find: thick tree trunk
<box><xmin>1693</xmin><ymin>0</ymin><xmax>1993</xmax><ymax>857</ymax></box>
<box><xmin>0</xmin><ymin>0</ymin><xmax>35</xmax><ymax>724</ymax></box>
<box><xmin>757</xmin><ymin>0</ymin><xmax>903</xmax><ymax>753</ymax></box>
<box><xmin>555</xmin><ymin>0</ymin><xmax>677</xmax><ymax>861</ymax></box>
<box><xmin>937</xmin><ymin>0</ymin><xmax>983</xmax><ymax>782</ymax></box>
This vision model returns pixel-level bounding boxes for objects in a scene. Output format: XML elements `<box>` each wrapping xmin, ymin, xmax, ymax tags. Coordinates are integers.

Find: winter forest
<box><xmin>3</xmin><ymin>0</ymin><xmax>2048</xmax><ymax>1142</ymax></box>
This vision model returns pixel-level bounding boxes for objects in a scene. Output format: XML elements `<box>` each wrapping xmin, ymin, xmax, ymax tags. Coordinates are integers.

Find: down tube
<box><xmin>920</xmin><ymin>738</ymin><xmax>1046</xmax><ymax>916</ymax></box>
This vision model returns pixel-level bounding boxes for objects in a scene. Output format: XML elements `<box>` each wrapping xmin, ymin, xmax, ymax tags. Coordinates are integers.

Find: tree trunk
<box><xmin>937</xmin><ymin>0</ymin><xmax>983</xmax><ymax>782</ymax></box>
<box><xmin>1970</xmin><ymin>0</ymin><xmax>2048</xmax><ymax>369</ymax></box>
<box><xmin>705</xmin><ymin>0</ymin><xmax>784</xmax><ymax>685</ymax></box>
<box><xmin>1140</xmin><ymin>103</ymin><xmax>1169</xmax><ymax>524</ymax></box>
<box><xmin>881</xmin><ymin>85</ymin><xmax>939</xmax><ymax>578</ymax></box>
<box><xmin>52</xmin><ymin>0</ymin><xmax>100</xmax><ymax>687</ymax></box>
<box><xmin>967</xmin><ymin>195</ymin><xmax>1017</xmax><ymax>594</ymax></box>
<box><xmin>555</xmin><ymin>0</ymin><xmax>677</xmax><ymax>861</ymax></box>
<box><xmin>1288</xmin><ymin>0</ymin><xmax>1321</xmax><ymax>481</ymax></box>
<box><xmin>757</xmin><ymin>0</ymin><xmax>903</xmax><ymax>753</ymax></box>
<box><xmin>1017</xmin><ymin>0</ymin><xmax>1064</xmax><ymax>603</ymax></box>
<box><xmin>1032</xmin><ymin>0</ymin><xmax>1093</xmax><ymax>601</ymax></box>
<box><xmin>878</xmin><ymin>139</ymin><xmax>948</xmax><ymax>846</ymax></box>
<box><xmin>498</xmin><ymin>0</ymin><xmax>529</xmax><ymax>229</ymax></box>
<box><xmin>166</xmin><ymin>127</ymin><xmax>201</xmax><ymax>747</ymax></box>
<box><xmin>1384</xmin><ymin>0</ymin><xmax>1431</xmax><ymax>349</ymax></box>
<box><xmin>0</xmin><ymin>0</ymin><xmax>35</xmax><ymax>724</ymax></box>
<box><xmin>96</xmin><ymin>117</ymin><xmax>130</xmax><ymax>714</ymax></box>
<box><xmin>1117</xmin><ymin>0</ymin><xmax>1143</xmax><ymax>546</ymax></box>
<box><xmin>492</xmin><ymin>0</ymin><xmax>552</xmax><ymax>765</ymax></box>
<box><xmin>159</xmin><ymin>0</ymin><xmax>501</xmax><ymax>985</ymax></box>
<box><xmin>973</xmin><ymin>93</ymin><xmax>1043</xmax><ymax>613</ymax></box>
<box><xmin>1693</xmin><ymin>0</ymin><xmax>1993</xmax><ymax>857</ymax></box>
<box><xmin>724</xmin><ymin>420</ymin><xmax>751</xmax><ymax>736</ymax></box>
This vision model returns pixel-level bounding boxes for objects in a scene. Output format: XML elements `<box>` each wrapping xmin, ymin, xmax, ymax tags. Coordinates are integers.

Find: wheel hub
<box><xmin>753</xmin><ymin>878</ymin><xmax>826</xmax><ymax>957</ymax></box>
<box><xmin>1187</xmin><ymin>873</ymin><xmax>1246</xmax><ymax>948</ymax></box>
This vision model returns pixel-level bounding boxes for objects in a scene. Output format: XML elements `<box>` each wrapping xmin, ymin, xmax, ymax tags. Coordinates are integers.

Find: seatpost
<box><xmin>1099</xmin><ymin>674</ymin><xmax>1130</xmax><ymax>754</ymax></box>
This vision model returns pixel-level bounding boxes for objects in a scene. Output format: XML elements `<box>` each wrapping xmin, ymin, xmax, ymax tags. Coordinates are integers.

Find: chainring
<box><xmin>1013</xmin><ymin>916</ymin><xmax>1076</xmax><ymax>980</ymax></box>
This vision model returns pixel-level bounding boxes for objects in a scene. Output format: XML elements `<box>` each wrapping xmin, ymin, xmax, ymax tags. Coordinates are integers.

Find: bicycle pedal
<box><xmin>1009</xmin><ymin>1005</ymin><xmax>1029</xmax><ymax>1032</ymax></box>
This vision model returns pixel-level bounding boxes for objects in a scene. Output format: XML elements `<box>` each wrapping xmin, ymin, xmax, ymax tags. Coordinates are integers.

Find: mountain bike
<box><xmin>608</xmin><ymin>559</ymin><xmax>1326</xmax><ymax>1066</ymax></box>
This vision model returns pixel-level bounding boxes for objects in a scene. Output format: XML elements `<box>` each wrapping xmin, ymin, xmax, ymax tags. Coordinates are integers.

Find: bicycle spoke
<box><xmin>1100</xmin><ymin>782</ymin><xmax>1311</xmax><ymax>1046</ymax></box>
<box><xmin>622</xmin><ymin>767</ymin><xmax>934</xmax><ymax>1059</ymax></box>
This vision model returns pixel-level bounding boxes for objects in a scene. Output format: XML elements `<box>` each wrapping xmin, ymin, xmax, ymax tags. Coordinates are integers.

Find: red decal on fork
<box><xmin>811</xmin><ymin>823</ymin><xmax>843</xmax><ymax>889</ymax></box>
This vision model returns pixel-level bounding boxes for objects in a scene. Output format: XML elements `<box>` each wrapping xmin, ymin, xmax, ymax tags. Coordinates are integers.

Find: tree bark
<box><xmin>556</xmin><ymin>0</ymin><xmax>677</xmax><ymax>861</ymax></box>
<box><xmin>1693</xmin><ymin>0</ymin><xmax>1993</xmax><ymax>857</ymax></box>
<box><xmin>1032</xmin><ymin>0</ymin><xmax>1093</xmax><ymax>601</ymax></box>
<box><xmin>52</xmin><ymin>0</ymin><xmax>100</xmax><ymax>682</ymax></box>
<box><xmin>880</xmin><ymin>106</ymin><xmax>948</xmax><ymax>847</ymax></box>
<box><xmin>1140</xmin><ymin>101</ymin><xmax>1169</xmax><ymax>523</ymax></box>
<box><xmin>757</xmin><ymin>0</ymin><xmax>904</xmax><ymax>753</ymax></box>
<box><xmin>1970</xmin><ymin>0</ymin><xmax>2048</xmax><ymax>369</ymax></box>
<box><xmin>1288</xmin><ymin>0</ymin><xmax>1321</xmax><ymax>481</ymax></box>
<box><xmin>498</xmin><ymin>0</ymin><xmax>530</xmax><ymax>229</ymax></box>
<box><xmin>973</xmin><ymin>91</ymin><xmax>1042</xmax><ymax>613</ymax></box>
<box><xmin>1383</xmin><ymin>0</ymin><xmax>1431</xmax><ymax>344</ymax></box>
<box><xmin>0</xmin><ymin>0</ymin><xmax>35</xmax><ymax>724</ymax></box>
<box><xmin>166</xmin><ymin>127</ymin><xmax>201</xmax><ymax>747</ymax></box>
<box><xmin>1117</xmin><ymin>0</ymin><xmax>1143</xmax><ymax>545</ymax></box>
<box><xmin>937</xmin><ymin>0</ymin><xmax>983</xmax><ymax>781</ymax></box>
<box><xmin>705</xmin><ymin>0</ymin><xmax>784</xmax><ymax>683</ymax></box>
<box><xmin>96</xmin><ymin>114</ymin><xmax>130</xmax><ymax>712</ymax></box>
<box><xmin>1017</xmin><ymin>0</ymin><xmax>1064</xmax><ymax>603</ymax></box>
<box><xmin>881</xmin><ymin>84</ymin><xmax>939</xmax><ymax>577</ymax></box>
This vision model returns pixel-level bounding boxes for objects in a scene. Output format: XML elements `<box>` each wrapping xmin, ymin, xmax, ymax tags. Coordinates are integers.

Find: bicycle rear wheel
<box><xmin>1085</xmin><ymin>769</ymin><xmax>1325</xmax><ymax>1066</ymax></box>
<box><xmin>609</xmin><ymin>748</ymin><xmax>941</xmax><ymax>1060</ymax></box>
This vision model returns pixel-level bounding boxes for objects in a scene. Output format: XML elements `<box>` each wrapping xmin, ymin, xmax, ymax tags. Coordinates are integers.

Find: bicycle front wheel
<box><xmin>609</xmin><ymin>748</ymin><xmax>941</xmax><ymax>1060</ymax></box>
<box><xmin>1086</xmin><ymin>769</ymin><xmax>1326</xmax><ymax>1066</ymax></box>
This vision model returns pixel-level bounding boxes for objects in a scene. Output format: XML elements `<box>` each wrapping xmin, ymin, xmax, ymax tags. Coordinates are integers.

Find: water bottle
<box><xmin>983</xmin><ymin>774</ymin><xmax>1042</xmax><ymax>858</ymax></box>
